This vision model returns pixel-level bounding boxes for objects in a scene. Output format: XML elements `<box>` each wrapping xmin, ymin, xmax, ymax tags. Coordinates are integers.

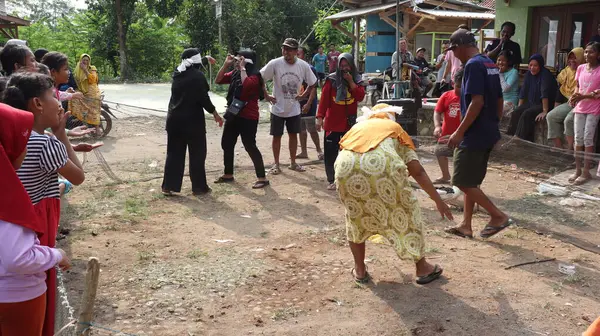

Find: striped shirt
<box><xmin>17</xmin><ymin>131</ymin><xmax>68</xmax><ymax>205</ymax></box>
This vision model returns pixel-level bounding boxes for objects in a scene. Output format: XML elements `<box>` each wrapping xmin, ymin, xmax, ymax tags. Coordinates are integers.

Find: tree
<box><xmin>6</xmin><ymin>0</ymin><xmax>74</xmax><ymax>26</ymax></box>
<box><xmin>313</xmin><ymin>9</ymin><xmax>353</xmax><ymax>53</ymax></box>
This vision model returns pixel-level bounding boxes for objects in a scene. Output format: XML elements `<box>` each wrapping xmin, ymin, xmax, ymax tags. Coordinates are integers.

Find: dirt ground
<box><xmin>58</xmin><ymin>113</ymin><xmax>600</xmax><ymax>336</ymax></box>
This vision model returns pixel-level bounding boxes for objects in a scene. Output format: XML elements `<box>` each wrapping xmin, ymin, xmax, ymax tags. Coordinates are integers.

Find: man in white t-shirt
<box><xmin>261</xmin><ymin>38</ymin><xmax>317</xmax><ymax>174</ymax></box>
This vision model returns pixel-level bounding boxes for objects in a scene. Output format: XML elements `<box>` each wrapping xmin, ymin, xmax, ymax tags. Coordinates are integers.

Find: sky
<box><xmin>72</xmin><ymin>0</ymin><xmax>87</xmax><ymax>9</ymax></box>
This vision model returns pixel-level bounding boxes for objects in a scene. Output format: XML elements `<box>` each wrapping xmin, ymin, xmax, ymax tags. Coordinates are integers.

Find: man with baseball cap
<box><xmin>444</xmin><ymin>28</ymin><xmax>512</xmax><ymax>239</ymax></box>
<box><xmin>261</xmin><ymin>38</ymin><xmax>318</xmax><ymax>174</ymax></box>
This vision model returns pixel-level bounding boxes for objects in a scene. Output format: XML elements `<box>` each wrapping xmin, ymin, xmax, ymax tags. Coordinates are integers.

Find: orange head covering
<box><xmin>339</xmin><ymin>104</ymin><xmax>415</xmax><ymax>153</ymax></box>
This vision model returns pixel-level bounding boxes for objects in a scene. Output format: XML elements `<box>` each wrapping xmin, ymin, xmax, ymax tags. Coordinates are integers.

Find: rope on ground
<box><xmin>77</xmin><ymin>322</ymin><xmax>140</xmax><ymax>336</ymax></box>
<box><xmin>93</xmin><ymin>149</ymin><xmax>123</xmax><ymax>182</ymax></box>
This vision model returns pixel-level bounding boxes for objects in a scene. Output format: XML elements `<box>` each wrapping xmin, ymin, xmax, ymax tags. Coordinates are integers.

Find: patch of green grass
<box><xmin>101</xmin><ymin>188</ymin><xmax>117</xmax><ymax>198</ymax></box>
<box><xmin>125</xmin><ymin>197</ymin><xmax>148</xmax><ymax>217</ymax></box>
<box><xmin>137</xmin><ymin>251</ymin><xmax>155</xmax><ymax>262</ymax></box>
<box><xmin>551</xmin><ymin>282</ymin><xmax>563</xmax><ymax>293</ymax></box>
<box><xmin>425</xmin><ymin>246</ymin><xmax>441</xmax><ymax>254</ymax></box>
<box><xmin>563</xmin><ymin>274</ymin><xmax>584</xmax><ymax>284</ymax></box>
<box><xmin>271</xmin><ymin>308</ymin><xmax>302</xmax><ymax>321</ymax></box>
<box><xmin>327</xmin><ymin>236</ymin><xmax>346</xmax><ymax>246</ymax></box>
<box><xmin>428</xmin><ymin>230</ymin><xmax>447</xmax><ymax>237</ymax></box>
<box><xmin>502</xmin><ymin>230</ymin><xmax>523</xmax><ymax>239</ymax></box>
<box><xmin>152</xmin><ymin>192</ymin><xmax>167</xmax><ymax>201</ymax></box>
<box><xmin>570</xmin><ymin>254</ymin><xmax>588</xmax><ymax>263</ymax></box>
<box><xmin>352</xmin><ymin>282</ymin><xmax>366</xmax><ymax>290</ymax></box>
<box><xmin>187</xmin><ymin>249</ymin><xmax>208</xmax><ymax>259</ymax></box>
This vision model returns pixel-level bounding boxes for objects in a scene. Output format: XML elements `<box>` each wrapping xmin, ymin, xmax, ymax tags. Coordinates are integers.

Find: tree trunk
<box><xmin>115</xmin><ymin>0</ymin><xmax>129</xmax><ymax>80</ymax></box>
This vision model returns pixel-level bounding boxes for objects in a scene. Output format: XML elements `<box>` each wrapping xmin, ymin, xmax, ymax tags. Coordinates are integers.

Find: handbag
<box><xmin>226</xmin><ymin>97</ymin><xmax>246</xmax><ymax>116</ymax></box>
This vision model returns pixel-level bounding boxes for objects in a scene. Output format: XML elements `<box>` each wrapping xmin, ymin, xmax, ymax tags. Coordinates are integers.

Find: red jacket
<box><xmin>317</xmin><ymin>79</ymin><xmax>365</xmax><ymax>133</ymax></box>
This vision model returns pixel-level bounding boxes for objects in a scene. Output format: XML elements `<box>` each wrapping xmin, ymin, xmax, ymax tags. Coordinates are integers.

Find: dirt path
<box><xmin>59</xmin><ymin>115</ymin><xmax>600</xmax><ymax>336</ymax></box>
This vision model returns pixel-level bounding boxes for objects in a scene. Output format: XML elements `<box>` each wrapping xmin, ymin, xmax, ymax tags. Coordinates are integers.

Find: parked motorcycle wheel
<box><xmin>370</xmin><ymin>90</ymin><xmax>382</xmax><ymax>107</ymax></box>
<box><xmin>99</xmin><ymin>108</ymin><xmax>112</xmax><ymax>138</ymax></box>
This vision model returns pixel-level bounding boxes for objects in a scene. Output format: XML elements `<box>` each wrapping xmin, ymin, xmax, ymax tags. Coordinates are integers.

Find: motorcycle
<box><xmin>65</xmin><ymin>93</ymin><xmax>117</xmax><ymax>138</ymax></box>
<box><xmin>366</xmin><ymin>67</ymin><xmax>393</xmax><ymax>106</ymax></box>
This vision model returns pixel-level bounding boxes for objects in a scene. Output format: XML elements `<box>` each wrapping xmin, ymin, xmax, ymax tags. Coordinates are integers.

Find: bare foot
<box><xmin>296</xmin><ymin>152</ymin><xmax>308</xmax><ymax>159</ymax></box>
<box><xmin>415</xmin><ymin>258</ymin><xmax>437</xmax><ymax>277</ymax></box>
<box><xmin>486</xmin><ymin>214</ymin><xmax>510</xmax><ymax>228</ymax></box>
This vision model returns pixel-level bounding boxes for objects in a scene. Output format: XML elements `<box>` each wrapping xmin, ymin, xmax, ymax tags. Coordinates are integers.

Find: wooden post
<box><xmin>354</xmin><ymin>17</ymin><xmax>360</xmax><ymax>67</ymax></box>
<box><xmin>76</xmin><ymin>258</ymin><xmax>100</xmax><ymax>336</ymax></box>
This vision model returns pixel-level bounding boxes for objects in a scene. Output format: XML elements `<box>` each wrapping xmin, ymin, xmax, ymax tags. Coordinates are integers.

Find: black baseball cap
<box><xmin>444</xmin><ymin>28</ymin><xmax>477</xmax><ymax>52</ymax></box>
<box><xmin>282</xmin><ymin>38</ymin><xmax>299</xmax><ymax>49</ymax></box>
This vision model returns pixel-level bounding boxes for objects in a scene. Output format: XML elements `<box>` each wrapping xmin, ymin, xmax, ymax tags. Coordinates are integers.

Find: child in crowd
<box><xmin>433</xmin><ymin>68</ymin><xmax>463</xmax><ymax>184</ymax></box>
<box><xmin>2</xmin><ymin>72</ymin><xmax>85</xmax><ymax>336</ymax></box>
<box><xmin>41</xmin><ymin>52</ymin><xmax>83</xmax><ymax>102</ymax></box>
<box><xmin>569</xmin><ymin>42</ymin><xmax>600</xmax><ymax>185</ymax></box>
<box><xmin>0</xmin><ymin>44</ymin><xmax>37</xmax><ymax>76</ymax></box>
<box><xmin>0</xmin><ymin>102</ymin><xmax>71</xmax><ymax>336</ymax></box>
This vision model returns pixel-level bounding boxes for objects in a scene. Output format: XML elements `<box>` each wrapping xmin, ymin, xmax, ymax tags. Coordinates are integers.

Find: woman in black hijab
<box><xmin>162</xmin><ymin>48</ymin><xmax>223</xmax><ymax>196</ymax></box>
<box><xmin>214</xmin><ymin>49</ymin><xmax>269</xmax><ymax>189</ymax></box>
<box><xmin>507</xmin><ymin>54</ymin><xmax>557</xmax><ymax>142</ymax></box>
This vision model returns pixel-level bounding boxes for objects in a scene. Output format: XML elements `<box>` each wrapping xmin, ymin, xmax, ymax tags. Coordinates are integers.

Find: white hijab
<box><xmin>177</xmin><ymin>53</ymin><xmax>204</xmax><ymax>72</ymax></box>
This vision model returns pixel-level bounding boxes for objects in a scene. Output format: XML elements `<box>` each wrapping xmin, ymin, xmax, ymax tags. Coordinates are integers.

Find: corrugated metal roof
<box><xmin>434</xmin><ymin>0</ymin><xmax>491</xmax><ymax>11</ymax></box>
<box><xmin>417</xmin><ymin>9</ymin><xmax>495</xmax><ymax>19</ymax></box>
<box><xmin>326</xmin><ymin>2</ymin><xmax>410</xmax><ymax>21</ymax></box>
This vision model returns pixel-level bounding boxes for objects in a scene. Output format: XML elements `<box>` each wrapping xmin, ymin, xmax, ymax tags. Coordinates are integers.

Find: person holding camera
<box><xmin>317</xmin><ymin>53</ymin><xmax>365</xmax><ymax>190</ymax></box>
<box><xmin>214</xmin><ymin>50</ymin><xmax>269</xmax><ymax>189</ymax></box>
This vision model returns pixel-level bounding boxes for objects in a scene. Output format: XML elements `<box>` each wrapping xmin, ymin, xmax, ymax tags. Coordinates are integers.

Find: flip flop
<box><xmin>327</xmin><ymin>183</ymin><xmax>337</xmax><ymax>191</ymax></box>
<box><xmin>252</xmin><ymin>180</ymin><xmax>270</xmax><ymax>189</ymax></box>
<box><xmin>433</xmin><ymin>178</ymin><xmax>451</xmax><ymax>185</ymax></box>
<box><xmin>416</xmin><ymin>264</ymin><xmax>443</xmax><ymax>285</ymax></box>
<box><xmin>214</xmin><ymin>176</ymin><xmax>235</xmax><ymax>184</ymax></box>
<box><xmin>572</xmin><ymin>176</ymin><xmax>591</xmax><ymax>186</ymax></box>
<box><xmin>480</xmin><ymin>219</ymin><xmax>514</xmax><ymax>238</ymax></box>
<box><xmin>351</xmin><ymin>268</ymin><xmax>371</xmax><ymax>284</ymax></box>
<box><xmin>317</xmin><ymin>153</ymin><xmax>324</xmax><ymax>161</ymax></box>
<box><xmin>444</xmin><ymin>227</ymin><xmax>473</xmax><ymax>239</ymax></box>
<box><xmin>568</xmin><ymin>174</ymin><xmax>580</xmax><ymax>183</ymax></box>
<box><xmin>268</xmin><ymin>165</ymin><xmax>282</xmax><ymax>175</ymax></box>
<box><xmin>162</xmin><ymin>189</ymin><xmax>175</xmax><ymax>196</ymax></box>
<box><xmin>289</xmin><ymin>163</ymin><xmax>306</xmax><ymax>172</ymax></box>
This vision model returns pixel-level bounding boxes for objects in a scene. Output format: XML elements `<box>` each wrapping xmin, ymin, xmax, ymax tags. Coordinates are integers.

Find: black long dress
<box><xmin>162</xmin><ymin>65</ymin><xmax>216</xmax><ymax>194</ymax></box>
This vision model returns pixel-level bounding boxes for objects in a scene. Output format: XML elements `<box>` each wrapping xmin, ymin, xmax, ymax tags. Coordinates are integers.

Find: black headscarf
<box><xmin>520</xmin><ymin>54</ymin><xmax>557</xmax><ymax>106</ymax></box>
<box><xmin>327</xmin><ymin>53</ymin><xmax>362</xmax><ymax>102</ymax></box>
<box><xmin>226</xmin><ymin>49</ymin><xmax>264</xmax><ymax>105</ymax></box>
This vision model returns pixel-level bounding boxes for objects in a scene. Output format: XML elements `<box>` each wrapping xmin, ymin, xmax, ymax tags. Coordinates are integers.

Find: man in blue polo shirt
<box><xmin>444</xmin><ymin>28</ymin><xmax>512</xmax><ymax>239</ymax></box>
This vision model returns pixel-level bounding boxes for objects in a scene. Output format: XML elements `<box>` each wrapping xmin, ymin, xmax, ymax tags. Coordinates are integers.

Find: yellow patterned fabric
<box><xmin>69</xmin><ymin>71</ymin><xmax>101</xmax><ymax>126</ymax></box>
<box><xmin>335</xmin><ymin>138</ymin><xmax>424</xmax><ymax>261</ymax></box>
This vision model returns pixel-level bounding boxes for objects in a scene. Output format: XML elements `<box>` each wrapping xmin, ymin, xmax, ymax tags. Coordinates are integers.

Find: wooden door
<box><xmin>531</xmin><ymin>2</ymin><xmax>600</xmax><ymax>66</ymax></box>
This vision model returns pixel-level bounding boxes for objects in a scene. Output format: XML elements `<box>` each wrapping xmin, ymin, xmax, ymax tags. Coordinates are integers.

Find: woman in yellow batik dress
<box><xmin>335</xmin><ymin>104</ymin><xmax>453</xmax><ymax>285</ymax></box>
<box><xmin>70</xmin><ymin>54</ymin><xmax>102</xmax><ymax>133</ymax></box>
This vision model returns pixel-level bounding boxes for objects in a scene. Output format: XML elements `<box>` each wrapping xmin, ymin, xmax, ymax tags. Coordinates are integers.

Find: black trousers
<box><xmin>221</xmin><ymin>116</ymin><xmax>265</xmax><ymax>178</ymax></box>
<box><xmin>324</xmin><ymin>131</ymin><xmax>346</xmax><ymax>184</ymax></box>
<box><xmin>506</xmin><ymin>103</ymin><xmax>543</xmax><ymax>142</ymax></box>
<box><xmin>162</xmin><ymin>123</ymin><xmax>209</xmax><ymax>193</ymax></box>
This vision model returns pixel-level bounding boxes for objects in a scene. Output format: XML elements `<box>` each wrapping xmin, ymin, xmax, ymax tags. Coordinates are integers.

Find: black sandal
<box><xmin>480</xmin><ymin>219</ymin><xmax>514</xmax><ymax>239</ymax></box>
<box><xmin>214</xmin><ymin>176</ymin><xmax>235</xmax><ymax>184</ymax></box>
<box><xmin>351</xmin><ymin>268</ymin><xmax>371</xmax><ymax>284</ymax></box>
<box><xmin>252</xmin><ymin>180</ymin><xmax>270</xmax><ymax>189</ymax></box>
<box><xmin>444</xmin><ymin>227</ymin><xmax>473</xmax><ymax>239</ymax></box>
<box><xmin>416</xmin><ymin>264</ymin><xmax>443</xmax><ymax>285</ymax></box>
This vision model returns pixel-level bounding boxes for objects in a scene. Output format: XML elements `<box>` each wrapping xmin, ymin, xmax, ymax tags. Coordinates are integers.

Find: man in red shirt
<box><xmin>316</xmin><ymin>53</ymin><xmax>365</xmax><ymax>190</ymax></box>
<box><xmin>433</xmin><ymin>68</ymin><xmax>463</xmax><ymax>184</ymax></box>
<box><xmin>327</xmin><ymin>44</ymin><xmax>341</xmax><ymax>74</ymax></box>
